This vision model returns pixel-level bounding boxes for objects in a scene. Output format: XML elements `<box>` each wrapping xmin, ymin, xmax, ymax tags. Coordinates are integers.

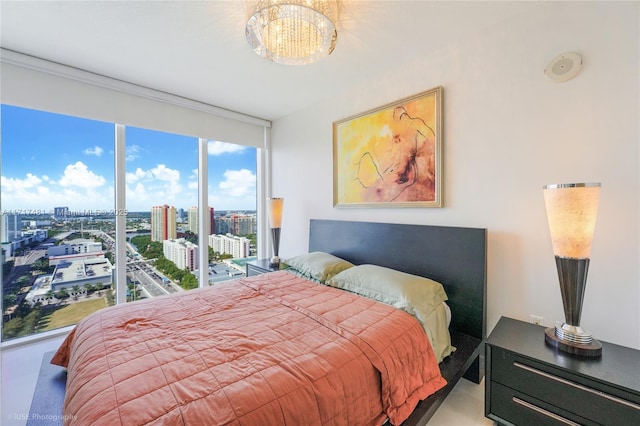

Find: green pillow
<box><xmin>328</xmin><ymin>264</ymin><xmax>453</xmax><ymax>361</ymax></box>
<box><xmin>283</xmin><ymin>252</ymin><xmax>354</xmax><ymax>282</ymax></box>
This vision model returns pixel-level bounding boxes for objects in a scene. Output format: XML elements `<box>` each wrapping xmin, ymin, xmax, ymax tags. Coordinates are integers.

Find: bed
<box><xmin>307</xmin><ymin>220</ymin><xmax>487</xmax><ymax>425</ymax></box>
<box><xmin>51</xmin><ymin>219</ymin><xmax>487</xmax><ymax>425</ymax></box>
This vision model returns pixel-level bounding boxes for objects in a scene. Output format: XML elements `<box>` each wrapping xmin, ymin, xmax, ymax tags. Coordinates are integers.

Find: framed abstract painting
<box><xmin>333</xmin><ymin>86</ymin><xmax>443</xmax><ymax>208</ymax></box>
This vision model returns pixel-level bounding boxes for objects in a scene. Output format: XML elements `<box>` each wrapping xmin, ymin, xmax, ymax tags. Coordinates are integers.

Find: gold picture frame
<box><xmin>333</xmin><ymin>86</ymin><xmax>443</xmax><ymax>208</ymax></box>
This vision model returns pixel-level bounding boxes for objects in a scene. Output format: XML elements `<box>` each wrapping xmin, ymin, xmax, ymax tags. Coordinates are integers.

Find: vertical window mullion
<box><xmin>198</xmin><ymin>138</ymin><xmax>208</xmax><ymax>287</ymax></box>
<box><xmin>257</xmin><ymin>127</ymin><xmax>271</xmax><ymax>259</ymax></box>
<box><xmin>114</xmin><ymin>124</ymin><xmax>127</xmax><ymax>304</ymax></box>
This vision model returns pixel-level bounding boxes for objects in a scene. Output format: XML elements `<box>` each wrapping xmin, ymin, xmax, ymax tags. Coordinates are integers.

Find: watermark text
<box><xmin>6</xmin><ymin>412</ymin><xmax>77</xmax><ymax>422</ymax></box>
<box><xmin>1</xmin><ymin>209</ymin><xmax>128</xmax><ymax>216</ymax></box>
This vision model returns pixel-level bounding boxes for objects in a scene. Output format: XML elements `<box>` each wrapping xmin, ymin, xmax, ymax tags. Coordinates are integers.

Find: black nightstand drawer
<box><xmin>245</xmin><ymin>259</ymin><xmax>280</xmax><ymax>277</ymax></box>
<box><xmin>246</xmin><ymin>264</ymin><xmax>267</xmax><ymax>277</ymax></box>
<box><xmin>492</xmin><ymin>347</ymin><xmax>640</xmax><ymax>425</ymax></box>
<box><xmin>490</xmin><ymin>382</ymin><xmax>594</xmax><ymax>426</ymax></box>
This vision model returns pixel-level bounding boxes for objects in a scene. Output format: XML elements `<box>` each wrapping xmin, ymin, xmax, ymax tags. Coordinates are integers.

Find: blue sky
<box><xmin>1</xmin><ymin>105</ymin><xmax>257</xmax><ymax>213</ymax></box>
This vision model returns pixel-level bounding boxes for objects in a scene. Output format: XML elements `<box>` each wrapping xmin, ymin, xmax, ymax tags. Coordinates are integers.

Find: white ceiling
<box><xmin>0</xmin><ymin>1</ymin><xmax>540</xmax><ymax>122</ymax></box>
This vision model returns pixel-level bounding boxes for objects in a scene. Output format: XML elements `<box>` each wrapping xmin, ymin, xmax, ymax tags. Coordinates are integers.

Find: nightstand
<box><xmin>485</xmin><ymin>316</ymin><xmax>640</xmax><ymax>425</ymax></box>
<box><xmin>245</xmin><ymin>258</ymin><xmax>281</xmax><ymax>277</ymax></box>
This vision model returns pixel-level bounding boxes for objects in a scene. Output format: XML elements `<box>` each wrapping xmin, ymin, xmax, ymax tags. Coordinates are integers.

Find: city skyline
<box><xmin>1</xmin><ymin>105</ymin><xmax>258</xmax><ymax>213</ymax></box>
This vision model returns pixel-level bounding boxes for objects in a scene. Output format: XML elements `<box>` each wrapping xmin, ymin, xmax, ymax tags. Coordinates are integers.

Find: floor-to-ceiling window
<box><xmin>206</xmin><ymin>140</ymin><xmax>258</xmax><ymax>282</ymax></box>
<box><xmin>1</xmin><ymin>105</ymin><xmax>258</xmax><ymax>342</ymax></box>
<box><xmin>124</xmin><ymin>127</ymin><xmax>199</xmax><ymax>300</ymax></box>
<box><xmin>1</xmin><ymin>105</ymin><xmax>115</xmax><ymax>340</ymax></box>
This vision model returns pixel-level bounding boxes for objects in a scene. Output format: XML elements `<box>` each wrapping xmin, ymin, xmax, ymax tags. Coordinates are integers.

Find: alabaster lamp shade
<box><xmin>543</xmin><ymin>183</ymin><xmax>602</xmax><ymax>357</ymax></box>
<box><xmin>267</xmin><ymin>198</ymin><xmax>284</xmax><ymax>229</ymax></box>
<box><xmin>543</xmin><ymin>183</ymin><xmax>601</xmax><ymax>259</ymax></box>
<box><xmin>267</xmin><ymin>198</ymin><xmax>284</xmax><ymax>267</ymax></box>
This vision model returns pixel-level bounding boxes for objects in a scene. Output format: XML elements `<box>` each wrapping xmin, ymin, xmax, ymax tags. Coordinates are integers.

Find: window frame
<box><xmin>1</xmin><ymin>46</ymin><xmax>273</xmax><ymax>301</ymax></box>
<box><xmin>0</xmin><ymin>88</ymin><xmax>271</xmax><ymax>347</ymax></box>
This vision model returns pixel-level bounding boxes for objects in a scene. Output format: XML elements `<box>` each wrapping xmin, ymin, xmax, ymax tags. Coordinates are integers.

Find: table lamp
<box><xmin>267</xmin><ymin>198</ymin><xmax>284</xmax><ymax>267</ymax></box>
<box><xmin>543</xmin><ymin>182</ymin><xmax>602</xmax><ymax>357</ymax></box>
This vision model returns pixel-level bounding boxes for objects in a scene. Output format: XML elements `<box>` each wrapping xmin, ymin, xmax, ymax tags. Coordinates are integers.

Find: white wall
<box><xmin>271</xmin><ymin>2</ymin><xmax>640</xmax><ymax>349</ymax></box>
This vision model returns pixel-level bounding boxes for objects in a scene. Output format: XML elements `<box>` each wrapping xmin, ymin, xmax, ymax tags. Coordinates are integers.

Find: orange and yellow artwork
<box><xmin>333</xmin><ymin>87</ymin><xmax>442</xmax><ymax>207</ymax></box>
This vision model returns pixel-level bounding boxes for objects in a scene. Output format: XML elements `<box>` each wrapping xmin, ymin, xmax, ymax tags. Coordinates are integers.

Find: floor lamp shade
<box><xmin>267</xmin><ymin>198</ymin><xmax>284</xmax><ymax>267</ymax></box>
<box><xmin>543</xmin><ymin>183</ymin><xmax>602</xmax><ymax>357</ymax></box>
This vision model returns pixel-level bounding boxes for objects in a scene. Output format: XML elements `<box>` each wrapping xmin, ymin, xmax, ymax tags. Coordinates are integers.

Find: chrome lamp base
<box><xmin>545</xmin><ymin>324</ymin><xmax>602</xmax><ymax>357</ymax></box>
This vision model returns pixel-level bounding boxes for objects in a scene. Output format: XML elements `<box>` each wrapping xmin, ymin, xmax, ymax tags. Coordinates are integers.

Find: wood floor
<box><xmin>1</xmin><ymin>335</ymin><xmax>494</xmax><ymax>426</ymax></box>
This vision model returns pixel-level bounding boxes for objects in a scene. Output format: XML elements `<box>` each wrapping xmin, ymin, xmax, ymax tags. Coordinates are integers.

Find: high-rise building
<box><xmin>163</xmin><ymin>238</ymin><xmax>198</xmax><ymax>271</ymax></box>
<box><xmin>235</xmin><ymin>215</ymin><xmax>254</xmax><ymax>235</ymax></box>
<box><xmin>209</xmin><ymin>207</ymin><xmax>215</xmax><ymax>237</ymax></box>
<box><xmin>151</xmin><ymin>204</ymin><xmax>177</xmax><ymax>242</ymax></box>
<box><xmin>208</xmin><ymin>233</ymin><xmax>251</xmax><ymax>258</ymax></box>
<box><xmin>1</xmin><ymin>213</ymin><xmax>22</xmax><ymax>243</ymax></box>
<box><xmin>215</xmin><ymin>218</ymin><xmax>230</xmax><ymax>235</ymax></box>
<box><xmin>188</xmin><ymin>206</ymin><xmax>216</xmax><ymax>236</ymax></box>
<box><xmin>188</xmin><ymin>207</ymin><xmax>198</xmax><ymax>234</ymax></box>
<box><xmin>214</xmin><ymin>214</ymin><xmax>255</xmax><ymax>236</ymax></box>
<box><xmin>54</xmin><ymin>207</ymin><xmax>69</xmax><ymax>219</ymax></box>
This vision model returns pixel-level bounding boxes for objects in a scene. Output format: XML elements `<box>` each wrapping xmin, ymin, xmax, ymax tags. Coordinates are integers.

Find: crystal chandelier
<box><xmin>245</xmin><ymin>0</ymin><xmax>339</xmax><ymax>65</ymax></box>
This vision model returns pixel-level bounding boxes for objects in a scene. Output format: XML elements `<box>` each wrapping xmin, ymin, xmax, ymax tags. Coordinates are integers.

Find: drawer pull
<box><xmin>514</xmin><ymin>361</ymin><xmax>640</xmax><ymax>412</ymax></box>
<box><xmin>512</xmin><ymin>397</ymin><xmax>580</xmax><ymax>425</ymax></box>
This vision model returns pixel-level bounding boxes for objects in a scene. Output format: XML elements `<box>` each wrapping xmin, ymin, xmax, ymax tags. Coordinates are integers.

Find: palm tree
<box><xmin>55</xmin><ymin>288</ymin><xmax>70</xmax><ymax>305</ymax></box>
<box><xmin>72</xmin><ymin>285</ymin><xmax>81</xmax><ymax>300</ymax></box>
<box><xmin>84</xmin><ymin>283</ymin><xmax>95</xmax><ymax>297</ymax></box>
<box><xmin>45</xmin><ymin>290</ymin><xmax>55</xmax><ymax>305</ymax></box>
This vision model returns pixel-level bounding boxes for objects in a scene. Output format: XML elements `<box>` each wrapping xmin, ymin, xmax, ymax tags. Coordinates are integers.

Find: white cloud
<box><xmin>218</xmin><ymin>169</ymin><xmax>256</xmax><ymax>197</ymax></box>
<box><xmin>126</xmin><ymin>167</ymin><xmax>149</xmax><ymax>184</ymax></box>
<box><xmin>2</xmin><ymin>159</ymin><xmax>204</xmax><ymax>212</ymax></box>
<box><xmin>83</xmin><ymin>146</ymin><xmax>104</xmax><ymax>156</ymax></box>
<box><xmin>122</xmin><ymin>164</ymin><xmax>185</xmax><ymax>210</ymax></box>
<box><xmin>208</xmin><ymin>141</ymin><xmax>246</xmax><ymax>156</ymax></box>
<box><xmin>187</xmin><ymin>168</ymin><xmax>198</xmax><ymax>190</ymax></box>
<box><xmin>58</xmin><ymin>161</ymin><xmax>106</xmax><ymax>188</ymax></box>
<box><xmin>150</xmin><ymin>164</ymin><xmax>180</xmax><ymax>182</ymax></box>
<box><xmin>1</xmin><ymin>173</ymin><xmax>43</xmax><ymax>192</ymax></box>
<box><xmin>126</xmin><ymin>144</ymin><xmax>142</xmax><ymax>162</ymax></box>
<box><xmin>126</xmin><ymin>182</ymin><xmax>151</xmax><ymax>205</ymax></box>
<box><xmin>1</xmin><ymin>169</ymin><xmax>113</xmax><ymax>212</ymax></box>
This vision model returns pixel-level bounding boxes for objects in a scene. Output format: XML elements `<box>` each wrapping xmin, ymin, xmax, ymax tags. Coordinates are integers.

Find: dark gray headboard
<box><xmin>308</xmin><ymin>219</ymin><xmax>487</xmax><ymax>340</ymax></box>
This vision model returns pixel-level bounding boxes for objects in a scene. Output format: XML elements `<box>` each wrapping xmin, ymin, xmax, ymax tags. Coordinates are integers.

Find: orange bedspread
<box><xmin>52</xmin><ymin>271</ymin><xmax>446</xmax><ymax>425</ymax></box>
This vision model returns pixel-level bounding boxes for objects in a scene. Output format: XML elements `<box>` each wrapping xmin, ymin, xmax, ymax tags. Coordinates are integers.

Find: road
<box><xmin>7</xmin><ymin>231</ymin><xmax>234</xmax><ymax>305</ymax></box>
<box><xmin>93</xmin><ymin>230</ymin><xmax>181</xmax><ymax>298</ymax></box>
<box><xmin>126</xmin><ymin>261</ymin><xmax>180</xmax><ymax>299</ymax></box>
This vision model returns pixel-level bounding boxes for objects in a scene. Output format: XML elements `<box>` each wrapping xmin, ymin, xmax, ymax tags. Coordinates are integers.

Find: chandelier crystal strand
<box><xmin>245</xmin><ymin>0</ymin><xmax>338</xmax><ymax>65</ymax></box>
